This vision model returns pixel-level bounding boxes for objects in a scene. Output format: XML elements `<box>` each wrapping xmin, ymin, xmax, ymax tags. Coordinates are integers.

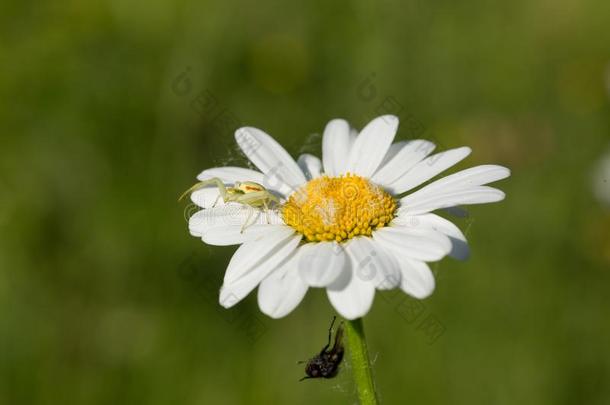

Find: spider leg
<box><xmin>269</xmin><ymin>193</ymin><xmax>280</xmax><ymax>205</ymax></box>
<box><xmin>240</xmin><ymin>206</ymin><xmax>255</xmax><ymax>234</ymax></box>
<box><xmin>178</xmin><ymin>177</ymin><xmax>228</xmax><ymax>203</ymax></box>
<box><xmin>263</xmin><ymin>201</ymin><xmax>270</xmax><ymax>224</ymax></box>
<box><xmin>230</xmin><ymin>191</ymin><xmax>275</xmax><ymax>232</ymax></box>
<box><xmin>299</xmin><ymin>376</ymin><xmax>311</xmax><ymax>382</ymax></box>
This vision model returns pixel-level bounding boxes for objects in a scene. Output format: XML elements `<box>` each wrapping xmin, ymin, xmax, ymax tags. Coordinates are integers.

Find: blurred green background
<box><xmin>1</xmin><ymin>0</ymin><xmax>610</xmax><ymax>404</ymax></box>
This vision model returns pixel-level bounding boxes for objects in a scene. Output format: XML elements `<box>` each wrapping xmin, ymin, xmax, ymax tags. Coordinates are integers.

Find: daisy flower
<box><xmin>187</xmin><ymin>115</ymin><xmax>510</xmax><ymax>320</ymax></box>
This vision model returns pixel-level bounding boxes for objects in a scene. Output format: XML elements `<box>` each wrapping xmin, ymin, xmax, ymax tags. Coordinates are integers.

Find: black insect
<box><xmin>299</xmin><ymin>316</ymin><xmax>345</xmax><ymax>381</ymax></box>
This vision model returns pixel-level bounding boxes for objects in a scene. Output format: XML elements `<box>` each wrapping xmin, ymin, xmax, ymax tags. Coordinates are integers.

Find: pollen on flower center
<box><xmin>281</xmin><ymin>174</ymin><xmax>397</xmax><ymax>243</ymax></box>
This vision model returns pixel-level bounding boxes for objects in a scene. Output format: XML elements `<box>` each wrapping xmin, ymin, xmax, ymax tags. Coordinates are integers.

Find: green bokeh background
<box><xmin>2</xmin><ymin>1</ymin><xmax>610</xmax><ymax>404</ymax></box>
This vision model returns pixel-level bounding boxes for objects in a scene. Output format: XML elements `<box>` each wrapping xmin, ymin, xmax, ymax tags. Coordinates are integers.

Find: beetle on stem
<box><xmin>299</xmin><ymin>316</ymin><xmax>345</xmax><ymax>381</ymax></box>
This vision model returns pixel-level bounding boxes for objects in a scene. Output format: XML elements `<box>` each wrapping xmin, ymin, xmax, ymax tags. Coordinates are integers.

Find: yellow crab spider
<box><xmin>179</xmin><ymin>177</ymin><xmax>280</xmax><ymax>233</ymax></box>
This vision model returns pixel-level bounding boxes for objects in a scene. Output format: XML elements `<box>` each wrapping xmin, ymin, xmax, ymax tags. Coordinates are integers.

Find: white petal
<box><xmin>297</xmin><ymin>242</ymin><xmax>348</xmax><ymax>287</ymax></box>
<box><xmin>379</xmin><ymin>141</ymin><xmax>406</xmax><ymax>165</ymax></box>
<box><xmin>223</xmin><ymin>226</ymin><xmax>298</xmax><ymax>283</ymax></box>
<box><xmin>201</xmin><ymin>224</ymin><xmax>277</xmax><ymax>246</ymax></box>
<box><xmin>235</xmin><ymin>127</ymin><xmax>307</xmax><ymax>191</ymax></box>
<box><xmin>327</xmin><ymin>280</ymin><xmax>376</xmax><ymax>320</ymax></box>
<box><xmin>326</xmin><ymin>253</ymin><xmax>375</xmax><ymax>320</ymax></box>
<box><xmin>343</xmin><ymin>237</ymin><xmax>401</xmax><ymax>290</ymax></box>
<box><xmin>188</xmin><ymin>206</ymin><xmax>285</xmax><ymax>245</ymax></box>
<box><xmin>258</xmin><ymin>251</ymin><xmax>308</xmax><ymax>319</ymax></box>
<box><xmin>394</xmin><ymin>213</ymin><xmax>470</xmax><ymax>260</ymax></box>
<box><xmin>387</xmin><ymin>147</ymin><xmax>472</xmax><ymax>194</ymax></box>
<box><xmin>322</xmin><ymin>119</ymin><xmax>351</xmax><ymax>176</ymax></box>
<box><xmin>398</xmin><ymin>258</ymin><xmax>435</xmax><ymax>299</ymax></box>
<box><xmin>349</xmin><ymin>128</ymin><xmax>358</xmax><ymax>143</ymax></box>
<box><xmin>190</xmin><ymin>188</ymin><xmax>227</xmax><ymax>209</ymax></box>
<box><xmin>197</xmin><ymin>166</ymin><xmax>265</xmax><ymax>183</ymax></box>
<box><xmin>399</xmin><ymin>186</ymin><xmax>506</xmax><ymax>216</ymax></box>
<box><xmin>372</xmin><ymin>226</ymin><xmax>452</xmax><ymax>262</ymax></box>
<box><xmin>407</xmin><ymin>165</ymin><xmax>510</xmax><ymax>198</ymax></box>
<box><xmin>326</xmin><ymin>236</ymin><xmax>404</xmax><ymax>319</ymax></box>
<box><xmin>372</xmin><ymin>140</ymin><xmax>436</xmax><ymax>186</ymax></box>
<box><xmin>347</xmin><ymin>115</ymin><xmax>398</xmax><ymax>177</ymax></box>
<box><xmin>297</xmin><ymin>154</ymin><xmax>322</xmax><ymax>180</ymax></box>
<box><xmin>219</xmin><ymin>229</ymin><xmax>302</xmax><ymax>308</ymax></box>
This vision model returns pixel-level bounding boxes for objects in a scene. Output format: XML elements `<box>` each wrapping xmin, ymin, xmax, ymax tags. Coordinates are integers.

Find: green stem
<box><xmin>345</xmin><ymin>318</ymin><xmax>379</xmax><ymax>405</ymax></box>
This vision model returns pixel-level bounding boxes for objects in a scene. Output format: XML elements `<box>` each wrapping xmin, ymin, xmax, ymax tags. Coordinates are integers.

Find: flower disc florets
<box><xmin>282</xmin><ymin>174</ymin><xmax>397</xmax><ymax>242</ymax></box>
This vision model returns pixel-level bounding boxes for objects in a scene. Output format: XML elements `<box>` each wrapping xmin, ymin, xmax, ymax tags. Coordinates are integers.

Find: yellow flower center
<box><xmin>281</xmin><ymin>174</ymin><xmax>397</xmax><ymax>243</ymax></box>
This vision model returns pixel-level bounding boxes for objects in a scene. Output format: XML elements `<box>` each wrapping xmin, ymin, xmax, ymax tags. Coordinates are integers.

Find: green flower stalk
<box><xmin>345</xmin><ymin>318</ymin><xmax>379</xmax><ymax>405</ymax></box>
